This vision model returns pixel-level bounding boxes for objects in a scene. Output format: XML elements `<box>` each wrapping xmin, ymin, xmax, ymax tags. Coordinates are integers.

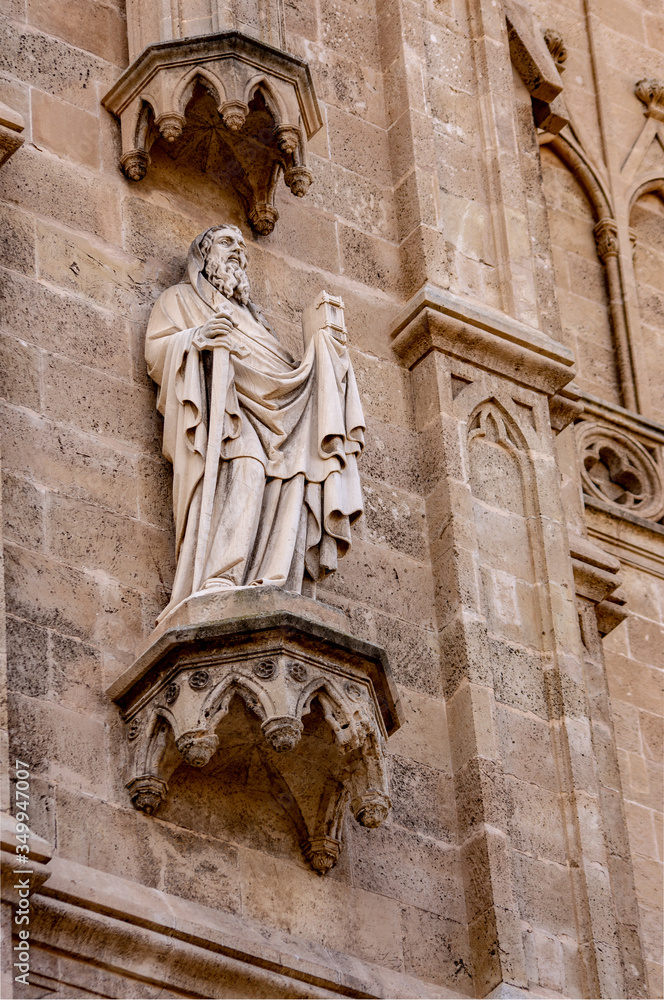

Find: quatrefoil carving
<box><xmin>576</xmin><ymin>422</ymin><xmax>664</xmax><ymax>521</ymax></box>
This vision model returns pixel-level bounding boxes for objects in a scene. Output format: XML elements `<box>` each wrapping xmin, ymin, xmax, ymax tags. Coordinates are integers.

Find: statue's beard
<box><xmin>204</xmin><ymin>256</ymin><xmax>250</xmax><ymax>306</ymax></box>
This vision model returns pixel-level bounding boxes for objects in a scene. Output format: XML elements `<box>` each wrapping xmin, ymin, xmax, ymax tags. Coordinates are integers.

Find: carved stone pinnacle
<box><xmin>157</xmin><ymin>113</ymin><xmax>185</xmax><ymax>143</ymax></box>
<box><xmin>220</xmin><ymin>100</ymin><xmax>248</xmax><ymax>132</ymax></box>
<box><xmin>275</xmin><ymin>126</ymin><xmax>301</xmax><ymax>154</ymax></box>
<box><xmin>305</xmin><ymin>836</ymin><xmax>342</xmax><ymax>875</ymax></box>
<box><xmin>120</xmin><ymin>149</ymin><xmax>148</xmax><ymax>182</ymax></box>
<box><xmin>249</xmin><ymin>202</ymin><xmax>279</xmax><ymax>235</ymax></box>
<box><xmin>284</xmin><ymin>165</ymin><xmax>313</xmax><ymax>198</ymax></box>
<box><xmin>352</xmin><ymin>789</ymin><xmax>391</xmax><ymax>828</ymax></box>
<box><xmin>127</xmin><ymin>775</ymin><xmax>168</xmax><ymax>815</ymax></box>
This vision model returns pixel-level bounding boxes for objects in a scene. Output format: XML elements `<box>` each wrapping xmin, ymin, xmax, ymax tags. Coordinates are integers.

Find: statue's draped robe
<box><xmin>146</xmin><ymin>251</ymin><xmax>365</xmax><ymax>622</ymax></box>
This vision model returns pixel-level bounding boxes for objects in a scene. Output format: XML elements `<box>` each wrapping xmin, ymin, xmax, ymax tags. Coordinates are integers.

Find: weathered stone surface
<box><xmin>1</xmin><ymin>0</ymin><xmax>661</xmax><ymax>996</ymax></box>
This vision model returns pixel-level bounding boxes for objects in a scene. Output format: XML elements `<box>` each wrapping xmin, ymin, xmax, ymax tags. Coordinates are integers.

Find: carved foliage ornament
<box><xmin>543</xmin><ymin>29</ymin><xmax>567</xmax><ymax>72</ymax></box>
<box><xmin>101</xmin><ymin>33</ymin><xmax>322</xmax><ymax>235</ymax></box>
<box><xmin>593</xmin><ymin>218</ymin><xmax>619</xmax><ymax>261</ymax></box>
<box><xmin>635</xmin><ymin>79</ymin><xmax>664</xmax><ymax>121</ymax></box>
<box><xmin>576</xmin><ymin>421</ymin><xmax>664</xmax><ymax>521</ymax></box>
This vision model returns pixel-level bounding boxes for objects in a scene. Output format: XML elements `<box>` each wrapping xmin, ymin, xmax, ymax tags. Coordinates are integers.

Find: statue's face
<box><xmin>201</xmin><ymin>226</ymin><xmax>250</xmax><ymax>303</ymax></box>
<box><xmin>206</xmin><ymin>228</ymin><xmax>246</xmax><ymax>272</ymax></box>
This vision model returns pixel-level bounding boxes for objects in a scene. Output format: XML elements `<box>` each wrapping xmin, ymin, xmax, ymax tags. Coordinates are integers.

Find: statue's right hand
<box><xmin>195</xmin><ymin>311</ymin><xmax>236</xmax><ymax>349</ymax></box>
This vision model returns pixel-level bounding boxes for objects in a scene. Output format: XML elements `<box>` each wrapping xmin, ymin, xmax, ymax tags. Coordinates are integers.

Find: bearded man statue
<box><xmin>145</xmin><ymin>224</ymin><xmax>365</xmax><ymax>623</ymax></box>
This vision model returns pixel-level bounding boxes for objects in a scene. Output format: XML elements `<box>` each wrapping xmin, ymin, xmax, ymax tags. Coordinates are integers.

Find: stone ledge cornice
<box><xmin>32</xmin><ymin>858</ymin><xmax>458</xmax><ymax>999</ymax></box>
<box><xmin>389</xmin><ymin>283</ymin><xmax>575</xmax><ymax>396</ymax></box>
<box><xmin>577</xmin><ymin>390</ymin><xmax>664</xmax><ymax>447</ymax></box>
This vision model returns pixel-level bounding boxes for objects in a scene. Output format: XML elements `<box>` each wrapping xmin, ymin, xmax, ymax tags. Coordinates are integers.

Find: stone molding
<box><xmin>0</xmin><ymin>100</ymin><xmax>25</xmax><ymax>169</ymax></box>
<box><xmin>504</xmin><ymin>0</ymin><xmax>562</xmax><ymax>102</ymax></box>
<box><xmin>389</xmin><ymin>282</ymin><xmax>576</xmax><ymax>396</ymax></box>
<box><xmin>634</xmin><ymin>78</ymin><xmax>664</xmax><ymax>122</ymax></box>
<box><xmin>0</xmin><ymin>812</ymin><xmax>53</xmax><ymax>906</ymax></box>
<box><xmin>108</xmin><ymin>589</ymin><xmax>401</xmax><ymax>875</ymax></box>
<box><xmin>575</xmin><ymin>392</ymin><xmax>664</xmax><ymax>525</ymax></box>
<box><xmin>548</xmin><ymin>381</ymin><xmax>584</xmax><ymax>433</ymax></box>
<box><xmin>102</xmin><ymin>32</ymin><xmax>322</xmax><ymax>234</ymax></box>
<box><xmin>27</xmin><ymin>854</ymin><xmax>447</xmax><ymax>999</ymax></box>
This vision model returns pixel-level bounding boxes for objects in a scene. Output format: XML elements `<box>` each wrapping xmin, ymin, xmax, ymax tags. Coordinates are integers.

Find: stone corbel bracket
<box><xmin>569</xmin><ymin>532</ymin><xmax>629</xmax><ymax>636</ymax></box>
<box><xmin>107</xmin><ymin>591</ymin><xmax>402</xmax><ymax>875</ymax></box>
<box><xmin>503</xmin><ymin>0</ymin><xmax>568</xmax><ymax>136</ymax></box>
<box><xmin>101</xmin><ymin>32</ymin><xmax>323</xmax><ymax>234</ymax></box>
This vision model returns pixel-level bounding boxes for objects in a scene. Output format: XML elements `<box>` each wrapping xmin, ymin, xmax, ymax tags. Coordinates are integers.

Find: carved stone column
<box><xmin>594</xmin><ymin>218</ymin><xmax>638</xmax><ymax>413</ymax></box>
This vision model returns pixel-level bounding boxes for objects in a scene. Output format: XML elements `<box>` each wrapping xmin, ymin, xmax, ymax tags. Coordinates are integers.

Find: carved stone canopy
<box><xmin>102</xmin><ymin>32</ymin><xmax>323</xmax><ymax>234</ymax></box>
<box><xmin>108</xmin><ymin>589</ymin><xmax>402</xmax><ymax>875</ymax></box>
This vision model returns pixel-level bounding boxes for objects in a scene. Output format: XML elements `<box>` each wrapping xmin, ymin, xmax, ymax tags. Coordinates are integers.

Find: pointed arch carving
<box><xmin>467</xmin><ymin>398</ymin><xmax>529</xmax><ymax>454</ymax></box>
<box><xmin>172</xmin><ymin>65</ymin><xmax>227</xmax><ymax>119</ymax></box>
<box><xmin>548</xmin><ymin>134</ymin><xmax>612</xmax><ymax>222</ymax></box>
<box><xmin>546</xmin><ymin>134</ymin><xmax>637</xmax><ymax>410</ymax></box>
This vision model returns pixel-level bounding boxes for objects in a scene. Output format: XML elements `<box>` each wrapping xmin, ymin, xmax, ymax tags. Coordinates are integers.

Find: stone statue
<box><xmin>146</xmin><ymin>224</ymin><xmax>365</xmax><ymax>622</ymax></box>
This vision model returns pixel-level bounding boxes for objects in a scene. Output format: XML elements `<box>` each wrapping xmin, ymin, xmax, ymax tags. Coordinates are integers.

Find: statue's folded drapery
<box><xmin>146</xmin><ymin>245</ymin><xmax>365</xmax><ymax>622</ymax></box>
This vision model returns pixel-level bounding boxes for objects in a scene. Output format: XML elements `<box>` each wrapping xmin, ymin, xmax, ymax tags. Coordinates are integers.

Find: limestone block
<box><xmin>0</xmin><ymin>145</ymin><xmax>122</xmax><ymax>243</ymax></box>
<box><xmin>239</xmin><ymin>847</ymin><xmax>404</xmax><ymax>970</ymax></box>
<box><xmin>400</xmin><ymin>905</ymin><xmax>472</xmax><ymax>992</ymax></box>
<box><xmin>0</xmin><ymin>201</ymin><xmax>34</xmax><ymax>276</ymax></box>
<box><xmin>0</xmin><ymin>405</ymin><xmax>139</xmax><ymax>519</ymax></box>
<box><xmin>0</xmin><ymin>332</ymin><xmax>41</xmax><ymax>410</ymax></box>
<box><xmin>26</xmin><ymin>0</ymin><xmax>129</xmax><ymax>66</ymax></box>
<box><xmin>387</xmin><ymin>756</ymin><xmax>456</xmax><ymax>843</ymax></box>
<box><xmin>31</xmin><ymin>90</ymin><xmax>100</xmax><ymax>170</ymax></box>
<box><xmin>0</xmin><ymin>269</ymin><xmax>133</xmax><ymax>379</ymax></box>
<box><xmin>350</xmin><ymin>822</ymin><xmax>463</xmax><ymax>917</ymax></box>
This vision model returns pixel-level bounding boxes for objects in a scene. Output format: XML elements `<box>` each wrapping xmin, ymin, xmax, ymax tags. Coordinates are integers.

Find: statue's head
<box><xmin>199</xmin><ymin>224</ymin><xmax>250</xmax><ymax>305</ymax></box>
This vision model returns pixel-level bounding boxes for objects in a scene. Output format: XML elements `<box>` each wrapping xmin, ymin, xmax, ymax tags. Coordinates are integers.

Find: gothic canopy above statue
<box><xmin>102</xmin><ymin>32</ymin><xmax>322</xmax><ymax>234</ymax></box>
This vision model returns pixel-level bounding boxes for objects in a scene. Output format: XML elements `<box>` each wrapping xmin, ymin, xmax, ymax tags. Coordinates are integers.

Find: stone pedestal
<box><xmin>108</xmin><ymin>589</ymin><xmax>401</xmax><ymax>874</ymax></box>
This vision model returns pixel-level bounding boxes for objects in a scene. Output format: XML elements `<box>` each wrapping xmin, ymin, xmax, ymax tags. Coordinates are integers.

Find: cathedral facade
<box><xmin>0</xmin><ymin>0</ymin><xmax>662</xmax><ymax>996</ymax></box>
